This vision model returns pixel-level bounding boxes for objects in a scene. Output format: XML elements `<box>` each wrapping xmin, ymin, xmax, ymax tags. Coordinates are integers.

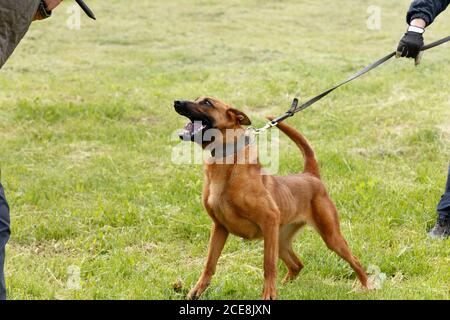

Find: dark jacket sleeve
<box><xmin>407</xmin><ymin>0</ymin><xmax>450</xmax><ymax>26</ymax></box>
<box><xmin>0</xmin><ymin>0</ymin><xmax>40</xmax><ymax>69</ymax></box>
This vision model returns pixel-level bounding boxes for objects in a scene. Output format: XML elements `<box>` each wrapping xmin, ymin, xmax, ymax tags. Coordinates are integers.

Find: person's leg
<box><xmin>0</xmin><ymin>183</ymin><xmax>11</xmax><ymax>300</ymax></box>
<box><xmin>436</xmin><ymin>164</ymin><xmax>450</xmax><ymax>220</ymax></box>
<box><xmin>429</xmin><ymin>164</ymin><xmax>450</xmax><ymax>239</ymax></box>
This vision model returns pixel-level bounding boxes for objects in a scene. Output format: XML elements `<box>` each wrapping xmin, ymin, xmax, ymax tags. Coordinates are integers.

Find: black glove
<box><xmin>396</xmin><ymin>28</ymin><xmax>424</xmax><ymax>65</ymax></box>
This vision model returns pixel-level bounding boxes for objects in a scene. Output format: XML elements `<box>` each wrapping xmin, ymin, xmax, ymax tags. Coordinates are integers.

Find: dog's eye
<box><xmin>203</xmin><ymin>100</ymin><xmax>213</xmax><ymax>107</ymax></box>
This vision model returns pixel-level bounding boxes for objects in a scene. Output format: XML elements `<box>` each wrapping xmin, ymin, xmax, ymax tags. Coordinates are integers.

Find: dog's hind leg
<box><xmin>279</xmin><ymin>223</ymin><xmax>305</xmax><ymax>283</ymax></box>
<box><xmin>187</xmin><ymin>223</ymin><xmax>229</xmax><ymax>300</ymax></box>
<box><xmin>312</xmin><ymin>197</ymin><xmax>369</xmax><ymax>288</ymax></box>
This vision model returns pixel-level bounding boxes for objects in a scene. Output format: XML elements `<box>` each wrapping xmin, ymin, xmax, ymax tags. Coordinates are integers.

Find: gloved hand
<box><xmin>396</xmin><ymin>27</ymin><xmax>425</xmax><ymax>65</ymax></box>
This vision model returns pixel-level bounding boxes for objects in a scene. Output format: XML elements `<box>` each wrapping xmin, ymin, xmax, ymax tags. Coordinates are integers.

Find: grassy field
<box><xmin>0</xmin><ymin>0</ymin><xmax>449</xmax><ymax>300</ymax></box>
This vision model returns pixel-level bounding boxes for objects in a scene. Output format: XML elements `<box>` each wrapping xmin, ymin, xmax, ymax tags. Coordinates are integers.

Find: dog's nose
<box><xmin>174</xmin><ymin>100</ymin><xmax>186</xmax><ymax>108</ymax></box>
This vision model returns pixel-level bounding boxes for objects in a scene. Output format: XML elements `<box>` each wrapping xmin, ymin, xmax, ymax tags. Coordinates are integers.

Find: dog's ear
<box><xmin>227</xmin><ymin>108</ymin><xmax>251</xmax><ymax>126</ymax></box>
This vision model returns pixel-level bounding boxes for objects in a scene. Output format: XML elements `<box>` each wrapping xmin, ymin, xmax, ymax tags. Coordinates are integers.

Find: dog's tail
<box><xmin>267</xmin><ymin>116</ymin><xmax>320</xmax><ymax>178</ymax></box>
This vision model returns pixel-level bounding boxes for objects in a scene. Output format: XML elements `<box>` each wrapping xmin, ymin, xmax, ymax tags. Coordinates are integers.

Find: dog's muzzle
<box><xmin>174</xmin><ymin>100</ymin><xmax>210</xmax><ymax>141</ymax></box>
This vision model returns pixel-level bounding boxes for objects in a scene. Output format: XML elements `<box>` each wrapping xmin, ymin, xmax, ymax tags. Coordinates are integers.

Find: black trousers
<box><xmin>436</xmin><ymin>164</ymin><xmax>450</xmax><ymax>220</ymax></box>
<box><xmin>0</xmin><ymin>183</ymin><xmax>10</xmax><ymax>300</ymax></box>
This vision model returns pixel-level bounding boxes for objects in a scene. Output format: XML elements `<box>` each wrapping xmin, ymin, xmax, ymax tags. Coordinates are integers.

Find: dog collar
<box><xmin>208</xmin><ymin>135</ymin><xmax>253</xmax><ymax>159</ymax></box>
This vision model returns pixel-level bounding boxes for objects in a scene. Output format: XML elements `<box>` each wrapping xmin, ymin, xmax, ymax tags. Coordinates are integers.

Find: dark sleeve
<box><xmin>0</xmin><ymin>0</ymin><xmax>40</xmax><ymax>69</ymax></box>
<box><xmin>406</xmin><ymin>0</ymin><xmax>450</xmax><ymax>25</ymax></box>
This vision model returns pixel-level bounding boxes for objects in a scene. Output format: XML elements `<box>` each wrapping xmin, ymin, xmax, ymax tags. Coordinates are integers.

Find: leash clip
<box><xmin>247</xmin><ymin>120</ymin><xmax>277</xmax><ymax>136</ymax></box>
<box><xmin>246</xmin><ymin>97</ymin><xmax>299</xmax><ymax>135</ymax></box>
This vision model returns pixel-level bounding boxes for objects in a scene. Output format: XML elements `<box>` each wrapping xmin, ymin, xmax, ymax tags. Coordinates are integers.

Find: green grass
<box><xmin>0</xmin><ymin>0</ymin><xmax>449</xmax><ymax>300</ymax></box>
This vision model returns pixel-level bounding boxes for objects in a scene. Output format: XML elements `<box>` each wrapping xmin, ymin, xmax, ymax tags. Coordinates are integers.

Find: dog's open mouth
<box><xmin>179</xmin><ymin>118</ymin><xmax>212</xmax><ymax>141</ymax></box>
<box><xmin>174</xmin><ymin>100</ymin><xmax>213</xmax><ymax>142</ymax></box>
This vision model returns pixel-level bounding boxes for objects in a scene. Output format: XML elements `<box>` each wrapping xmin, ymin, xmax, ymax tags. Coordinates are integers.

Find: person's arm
<box><xmin>0</xmin><ymin>0</ymin><xmax>63</xmax><ymax>69</ymax></box>
<box><xmin>34</xmin><ymin>0</ymin><xmax>63</xmax><ymax>20</ymax></box>
<box><xmin>406</xmin><ymin>0</ymin><xmax>450</xmax><ymax>26</ymax></box>
<box><xmin>397</xmin><ymin>0</ymin><xmax>449</xmax><ymax>64</ymax></box>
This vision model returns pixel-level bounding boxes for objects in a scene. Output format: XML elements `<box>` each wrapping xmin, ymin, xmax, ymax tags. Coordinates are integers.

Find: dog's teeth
<box><xmin>194</xmin><ymin>125</ymin><xmax>205</xmax><ymax>133</ymax></box>
<box><xmin>184</xmin><ymin>122</ymin><xmax>194</xmax><ymax>133</ymax></box>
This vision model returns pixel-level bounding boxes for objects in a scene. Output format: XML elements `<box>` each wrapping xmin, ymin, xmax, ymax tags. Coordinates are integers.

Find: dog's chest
<box><xmin>204</xmin><ymin>180</ymin><xmax>261</xmax><ymax>239</ymax></box>
<box><xmin>206</xmin><ymin>181</ymin><xmax>226</xmax><ymax>210</ymax></box>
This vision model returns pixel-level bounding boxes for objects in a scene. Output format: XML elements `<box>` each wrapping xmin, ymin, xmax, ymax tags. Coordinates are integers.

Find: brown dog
<box><xmin>174</xmin><ymin>97</ymin><xmax>370</xmax><ymax>300</ymax></box>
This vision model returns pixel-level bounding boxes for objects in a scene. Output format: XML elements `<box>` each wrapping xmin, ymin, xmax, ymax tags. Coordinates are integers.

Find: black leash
<box><xmin>251</xmin><ymin>35</ymin><xmax>450</xmax><ymax>134</ymax></box>
<box><xmin>75</xmin><ymin>0</ymin><xmax>96</xmax><ymax>20</ymax></box>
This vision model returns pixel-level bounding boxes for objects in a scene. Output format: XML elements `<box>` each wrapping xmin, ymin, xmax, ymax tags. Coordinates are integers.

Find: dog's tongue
<box><xmin>184</xmin><ymin>122</ymin><xmax>194</xmax><ymax>133</ymax></box>
<box><xmin>184</xmin><ymin>121</ymin><xmax>204</xmax><ymax>134</ymax></box>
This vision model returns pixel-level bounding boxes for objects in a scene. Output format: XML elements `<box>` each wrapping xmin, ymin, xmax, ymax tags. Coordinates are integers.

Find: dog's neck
<box><xmin>205</xmin><ymin>134</ymin><xmax>256</xmax><ymax>164</ymax></box>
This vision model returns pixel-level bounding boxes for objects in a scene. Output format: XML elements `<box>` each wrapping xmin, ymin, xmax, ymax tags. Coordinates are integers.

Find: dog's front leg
<box><xmin>260</xmin><ymin>213</ymin><xmax>280</xmax><ymax>300</ymax></box>
<box><xmin>187</xmin><ymin>223</ymin><xmax>229</xmax><ymax>300</ymax></box>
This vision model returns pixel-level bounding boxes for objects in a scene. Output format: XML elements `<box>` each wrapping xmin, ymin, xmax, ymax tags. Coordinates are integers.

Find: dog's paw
<box><xmin>186</xmin><ymin>289</ymin><xmax>200</xmax><ymax>300</ymax></box>
<box><xmin>262</xmin><ymin>287</ymin><xmax>277</xmax><ymax>300</ymax></box>
<box><xmin>187</xmin><ymin>285</ymin><xmax>205</xmax><ymax>300</ymax></box>
<box><xmin>281</xmin><ymin>266</ymin><xmax>303</xmax><ymax>284</ymax></box>
<box><xmin>364</xmin><ymin>279</ymin><xmax>375</xmax><ymax>291</ymax></box>
<box><xmin>281</xmin><ymin>272</ymin><xmax>298</xmax><ymax>284</ymax></box>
